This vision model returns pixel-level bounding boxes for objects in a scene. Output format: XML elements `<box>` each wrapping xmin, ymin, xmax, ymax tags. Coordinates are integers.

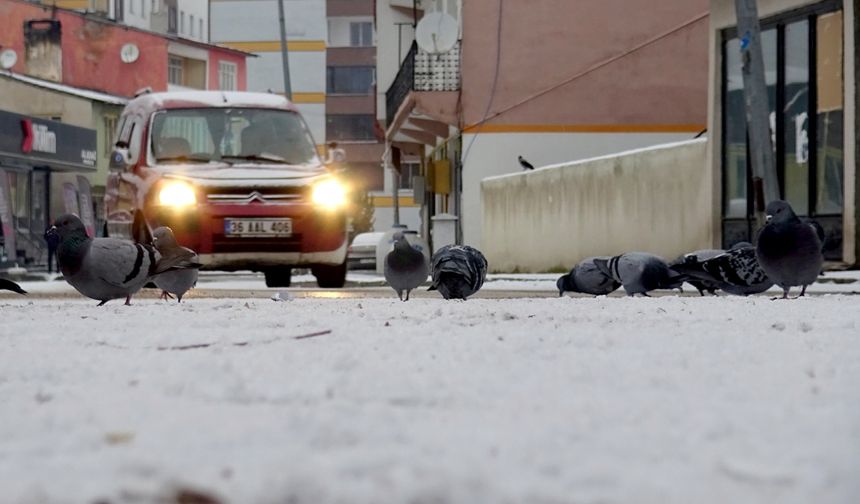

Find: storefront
<box><xmin>0</xmin><ymin>109</ymin><xmax>97</xmax><ymax>268</ymax></box>
<box><xmin>712</xmin><ymin>0</ymin><xmax>853</xmax><ymax>263</ymax></box>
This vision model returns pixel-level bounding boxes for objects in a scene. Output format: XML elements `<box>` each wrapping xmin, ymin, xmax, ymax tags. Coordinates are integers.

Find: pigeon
<box><xmin>0</xmin><ymin>278</ymin><xmax>26</xmax><ymax>295</ymax></box>
<box><xmin>756</xmin><ymin>200</ymin><xmax>824</xmax><ymax>298</ymax></box>
<box><xmin>518</xmin><ymin>155</ymin><xmax>535</xmax><ymax>171</ymax></box>
<box><xmin>47</xmin><ymin>213</ymin><xmax>199</xmax><ymax>306</ymax></box>
<box><xmin>593</xmin><ymin>252</ymin><xmax>684</xmax><ymax>296</ymax></box>
<box><xmin>429</xmin><ymin>244</ymin><xmax>488</xmax><ymax>300</ymax></box>
<box><xmin>556</xmin><ymin>256</ymin><xmax>620</xmax><ymax>296</ymax></box>
<box><xmin>669</xmin><ymin>249</ymin><xmax>725</xmax><ymax>296</ymax></box>
<box><xmin>671</xmin><ymin>245</ymin><xmax>773</xmax><ymax>296</ymax></box>
<box><xmin>152</xmin><ymin>226</ymin><xmax>199</xmax><ymax>302</ymax></box>
<box><xmin>384</xmin><ymin>232</ymin><xmax>429</xmax><ymax>301</ymax></box>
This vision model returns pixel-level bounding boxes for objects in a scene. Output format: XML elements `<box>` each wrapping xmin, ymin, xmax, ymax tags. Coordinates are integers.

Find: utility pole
<box><xmin>735</xmin><ymin>0</ymin><xmax>779</xmax><ymax>222</ymax></box>
<box><xmin>277</xmin><ymin>0</ymin><xmax>292</xmax><ymax>99</ymax></box>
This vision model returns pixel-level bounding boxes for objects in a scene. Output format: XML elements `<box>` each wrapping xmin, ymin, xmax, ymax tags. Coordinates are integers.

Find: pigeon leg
<box><xmin>160</xmin><ymin>290</ymin><xmax>175</xmax><ymax>301</ymax></box>
<box><xmin>405</xmin><ymin>290</ymin><xmax>410</xmax><ymax>301</ymax></box>
<box><xmin>797</xmin><ymin>285</ymin><xmax>808</xmax><ymax>298</ymax></box>
<box><xmin>397</xmin><ymin>290</ymin><xmax>403</xmax><ymax>301</ymax></box>
<box><xmin>97</xmin><ymin>300</ymin><xmax>109</xmax><ymax>307</ymax></box>
<box><xmin>125</xmin><ymin>295</ymin><xmax>132</xmax><ymax>306</ymax></box>
<box><xmin>177</xmin><ymin>295</ymin><xmax>183</xmax><ymax>303</ymax></box>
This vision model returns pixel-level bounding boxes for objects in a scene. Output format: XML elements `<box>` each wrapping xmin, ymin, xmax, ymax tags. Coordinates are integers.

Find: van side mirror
<box><xmin>109</xmin><ymin>147</ymin><xmax>131</xmax><ymax>171</ymax></box>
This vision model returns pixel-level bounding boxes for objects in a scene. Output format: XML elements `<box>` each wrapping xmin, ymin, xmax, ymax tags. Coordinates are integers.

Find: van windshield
<box><xmin>150</xmin><ymin>108</ymin><xmax>320</xmax><ymax>166</ymax></box>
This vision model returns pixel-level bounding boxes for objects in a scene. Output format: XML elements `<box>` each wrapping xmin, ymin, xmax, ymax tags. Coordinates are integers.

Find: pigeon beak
<box><xmin>765</xmin><ymin>214</ymin><xmax>773</xmax><ymax>223</ymax></box>
<box><xmin>45</xmin><ymin>225</ymin><xmax>58</xmax><ymax>238</ymax></box>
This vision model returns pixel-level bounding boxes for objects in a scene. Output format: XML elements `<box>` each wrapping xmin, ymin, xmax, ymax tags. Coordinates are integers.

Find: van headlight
<box><xmin>311</xmin><ymin>179</ymin><xmax>347</xmax><ymax>210</ymax></box>
<box><xmin>158</xmin><ymin>181</ymin><xmax>197</xmax><ymax>206</ymax></box>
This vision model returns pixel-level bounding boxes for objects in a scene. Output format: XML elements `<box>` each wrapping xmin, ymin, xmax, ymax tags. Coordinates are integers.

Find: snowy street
<box><xmin>1</xmin><ymin>289</ymin><xmax>859</xmax><ymax>503</ymax></box>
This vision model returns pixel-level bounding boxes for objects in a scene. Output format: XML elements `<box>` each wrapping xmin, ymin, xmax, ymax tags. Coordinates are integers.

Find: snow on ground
<box><xmin>1</xmin><ymin>294</ymin><xmax>859</xmax><ymax>503</ymax></box>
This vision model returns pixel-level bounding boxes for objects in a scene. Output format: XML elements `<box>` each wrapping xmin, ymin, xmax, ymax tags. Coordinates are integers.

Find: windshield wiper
<box><xmin>155</xmin><ymin>155</ymin><xmax>214</xmax><ymax>163</ymax></box>
<box><xmin>221</xmin><ymin>154</ymin><xmax>291</xmax><ymax>164</ymax></box>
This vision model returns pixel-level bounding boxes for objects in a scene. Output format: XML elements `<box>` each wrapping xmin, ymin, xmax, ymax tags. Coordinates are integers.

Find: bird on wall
<box><xmin>518</xmin><ymin>155</ymin><xmax>535</xmax><ymax>171</ymax></box>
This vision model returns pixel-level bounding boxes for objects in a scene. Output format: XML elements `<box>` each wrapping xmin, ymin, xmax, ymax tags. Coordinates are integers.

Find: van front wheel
<box><xmin>312</xmin><ymin>262</ymin><xmax>347</xmax><ymax>288</ymax></box>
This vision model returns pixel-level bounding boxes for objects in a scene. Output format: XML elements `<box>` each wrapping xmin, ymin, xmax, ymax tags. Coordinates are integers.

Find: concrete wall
<box><xmin>462</xmin><ymin>131</ymin><xmax>697</xmax><ymax>248</ymax></box>
<box><xmin>481</xmin><ymin>139</ymin><xmax>711</xmax><ymax>273</ymax></box>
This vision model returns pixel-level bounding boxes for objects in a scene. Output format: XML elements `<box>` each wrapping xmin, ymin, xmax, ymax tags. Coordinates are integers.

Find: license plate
<box><xmin>224</xmin><ymin>218</ymin><xmax>292</xmax><ymax>237</ymax></box>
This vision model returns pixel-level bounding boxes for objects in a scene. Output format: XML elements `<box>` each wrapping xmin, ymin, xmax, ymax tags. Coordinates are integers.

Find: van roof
<box><xmin>123</xmin><ymin>91</ymin><xmax>300</xmax><ymax>115</ymax></box>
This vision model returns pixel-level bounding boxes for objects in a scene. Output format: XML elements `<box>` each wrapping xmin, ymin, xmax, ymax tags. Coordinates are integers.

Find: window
<box><xmin>140</xmin><ymin>0</ymin><xmax>145</xmax><ymax>18</ymax></box>
<box><xmin>199</xmin><ymin>19</ymin><xmax>203</xmax><ymax>40</ymax></box>
<box><xmin>326</xmin><ymin>66</ymin><xmax>374</xmax><ymax>94</ymax></box>
<box><xmin>167</xmin><ymin>6</ymin><xmax>176</xmax><ymax>33</ymax></box>
<box><xmin>150</xmin><ymin>0</ymin><xmax>157</xmax><ymax>14</ymax></box>
<box><xmin>326</xmin><ymin>114</ymin><xmax>376</xmax><ymax>141</ymax></box>
<box><xmin>190</xmin><ymin>14</ymin><xmax>195</xmax><ymax>36</ymax></box>
<box><xmin>180</xmin><ymin>11</ymin><xmax>185</xmax><ymax>34</ymax></box>
<box><xmin>168</xmin><ymin>56</ymin><xmax>183</xmax><ymax>85</ymax></box>
<box><xmin>398</xmin><ymin>162</ymin><xmax>420</xmax><ymax>190</ymax></box>
<box><xmin>350</xmin><ymin>21</ymin><xmax>373</xmax><ymax>47</ymax></box>
<box><xmin>721</xmin><ymin>5</ymin><xmax>844</xmax><ymax>258</ymax></box>
<box><xmin>114</xmin><ymin>0</ymin><xmax>124</xmax><ymax>21</ymax></box>
<box><xmin>218</xmin><ymin>61</ymin><xmax>237</xmax><ymax>91</ymax></box>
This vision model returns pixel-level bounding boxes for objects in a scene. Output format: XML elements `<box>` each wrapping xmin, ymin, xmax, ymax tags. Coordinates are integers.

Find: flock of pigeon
<box><xmin>0</xmin><ymin>200</ymin><xmax>825</xmax><ymax>303</ymax></box>
<box><xmin>385</xmin><ymin>200</ymin><xmax>826</xmax><ymax>301</ymax></box>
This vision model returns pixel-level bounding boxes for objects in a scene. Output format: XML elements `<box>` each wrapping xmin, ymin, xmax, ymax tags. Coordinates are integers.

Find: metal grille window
<box><xmin>219</xmin><ymin>61</ymin><xmax>237</xmax><ymax>91</ymax></box>
<box><xmin>326</xmin><ymin>115</ymin><xmax>376</xmax><ymax>141</ymax></box>
<box><xmin>350</xmin><ymin>21</ymin><xmax>373</xmax><ymax>47</ymax></box>
<box><xmin>326</xmin><ymin>66</ymin><xmax>374</xmax><ymax>95</ymax></box>
<box><xmin>168</xmin><ymin>56</ymin><xmax>183</xmax><ymax>85</ymax></box>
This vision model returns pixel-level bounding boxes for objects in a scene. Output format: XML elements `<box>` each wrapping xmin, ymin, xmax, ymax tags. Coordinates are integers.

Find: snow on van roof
<box><xmin>127</xmin><ymin>91</ymin><xmax>298</xmax><ymax>112</ymax></box>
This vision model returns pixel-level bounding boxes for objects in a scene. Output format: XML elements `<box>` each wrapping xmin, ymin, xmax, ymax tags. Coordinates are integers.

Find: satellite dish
<box><xmin>415</xmin><ymin>12</ymin><xmax>458</xmax><ymax>54</ymax></box>
<box><xmin>120</xmin><ymin>43</ymin><xmax>140</xmax><ymax>64</ymax></box>
<box><xmin>0</xmin><ymin>49</ymin><xmax>18</xmax><ymax>70</ymax></box>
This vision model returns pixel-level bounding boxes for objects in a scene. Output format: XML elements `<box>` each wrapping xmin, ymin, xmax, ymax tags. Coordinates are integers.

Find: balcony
<box><xmin>385</xmin><ymin>41</ymin><xmax>461</xmax><ymax>127</ymax></box>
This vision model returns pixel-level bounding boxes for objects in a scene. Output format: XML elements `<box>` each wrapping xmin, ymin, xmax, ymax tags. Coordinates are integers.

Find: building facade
<box><xmin>708</xmin><ymin>0</ymin><xmax>855</xmax><ymax>264</ymax></box>
<box><xmin>210</xmin><ymin>0</ymin><xmax>327</xmax><ymax>149</ymax></box>
<box><xmin>381</xmin><ymin>0</ymin><xmax>710</xmax><ymax>250</ymax></box>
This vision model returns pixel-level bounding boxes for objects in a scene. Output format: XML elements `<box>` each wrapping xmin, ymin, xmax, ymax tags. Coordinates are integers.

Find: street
<box><xmin>1</xmin><ymin>274</ymin><xmax>859</xmax><ymax>503</ymax></box>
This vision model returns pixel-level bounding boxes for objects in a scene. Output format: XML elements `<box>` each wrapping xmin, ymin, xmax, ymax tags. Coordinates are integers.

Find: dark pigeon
<box><xmin>669</xmin><ymin>249</ymin><xmax>724</xmax><ymax>296</ymax></box>
<box><xmin>756</xmin><ymin>200</ymin><xmax>824</xmax><ymax>298</ymax></box>
<box><xmin>556</xmin><ymin>256</ymin><xmax>620</xmax><ymax>296</ymax></box>
<box><xmin>429</xmin><ymin>245</ymin><xmax>488</xmax><ymax>300</ymax></box>
<box><xmin>0</xmin><ymin>278</ymin><xmax>26</xmax><ymax>295</ymax></box>
<box><xmin>671</xmin><ymin>245</ymin><xmax>773</xmax><ymax>296</ymax></box>
<box><xmin>152</xmin><ymin>226</ymin><xmax>199</xmax><ymax>302</ymax></box>
<box><xmin>384</xmin><ymin>232</ymin><xmax>429</xmax><ymax>301</ymax></box>
<box><xmin>593</xmin><ymin>252</ymin><xmax>684</xmax><ymax>297</ymax></box>
<box><xmin>47</xmin><ymin>213</ymin><xmax>199</xmax><ymax>306</ymax></box>
<box><xmin>518</xmin><ymin>155</ymin><xmax>535</xmax><ymax>171</ymax></box>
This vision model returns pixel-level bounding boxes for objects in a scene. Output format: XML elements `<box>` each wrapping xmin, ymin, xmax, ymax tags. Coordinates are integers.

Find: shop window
<box><xmin>721</xmin><ymin>4</ymin><xmax>844</xmax><ymax>258</ymax></box>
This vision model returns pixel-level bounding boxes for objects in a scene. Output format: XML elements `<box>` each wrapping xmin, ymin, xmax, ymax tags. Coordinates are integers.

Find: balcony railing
<box><xmin>385</xmin><ymin>40</ymin><xmax>461</xmax><ymax>127</ymax></box>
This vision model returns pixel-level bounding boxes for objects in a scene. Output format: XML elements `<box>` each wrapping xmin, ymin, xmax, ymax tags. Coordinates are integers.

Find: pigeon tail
<box><xmin>0</xmin><ymin>278</ymin><xmax>27</xmax><ymax>295</ymax></box>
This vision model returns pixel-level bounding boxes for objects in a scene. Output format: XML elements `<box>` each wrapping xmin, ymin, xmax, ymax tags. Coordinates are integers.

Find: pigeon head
<box><xmin>392</xmin><ymin>232</ymin><xmax>412</xmax><ymax>251</ymax></box>
<box><xmin>556</xmin><ymin>273</ymin><xmax>576</xmax><ymax>297</ymax></box>
<box><xmin>153</xmin><ymin>226</ymin><xmax>179</xmax><ymax>249</ymax></box>
<box><xmin>765</xmin><ymin>200</ymin><xmax>797</xmax><ymax>224</ymax></box>
<box><xmin>49</xmin><ymin>214</ymin><xmax>88</xmax><ymax>241</ymax></box>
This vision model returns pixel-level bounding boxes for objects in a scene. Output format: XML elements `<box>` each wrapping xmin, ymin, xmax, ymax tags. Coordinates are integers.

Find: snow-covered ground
<box><xmin>1</xmin><ymin>293</ymin><xmax>859</xmax><ymax>503</ymax></box>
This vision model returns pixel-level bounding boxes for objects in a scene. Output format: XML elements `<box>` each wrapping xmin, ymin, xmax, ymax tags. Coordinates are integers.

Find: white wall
<box><xmin>178</xmin><ymin>0</ymin><xmax>209</xmax><ymax>42</ymax></box>
<box><xmin>375</xmin><ymin>3</ymin><xmax>416</xmax><ymax>121</ymax></box>
<box><xmin>122</xmin><ymin>0</ymin><xmax>151</xmax><ymax>30</ymax></box>
<box><xmin>210</xmin><ymin>0</ymin><xmax>326</xmax><ymax>41</ymax></box>
<box><xmin>481</xmin><ymin>139</ymin><xmax>712</xmax><ymax>272</ymax></box>
<box><xmin>295</xmin><ymin>103</ymin><xmax>325</xmax><ymax>148</ymax></box>
<box><xmin>244</xmin><ymin>52</ymin><xmax>325</xmax><ymax>95</ymax></box>
<box><xmin>461</xmin><ymin>131</ymin><xmax>698</xmax><ymax>248</ymax></box>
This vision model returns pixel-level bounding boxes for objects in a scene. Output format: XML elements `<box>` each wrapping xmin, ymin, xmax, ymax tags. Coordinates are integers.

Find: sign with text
<box><xmin>0</xmin><ymin>110</ymin><xmax>97</xmax><ymax>171</ymax></box>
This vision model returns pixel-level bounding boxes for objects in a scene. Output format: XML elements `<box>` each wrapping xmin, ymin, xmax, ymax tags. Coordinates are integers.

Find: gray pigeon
<box><xmin>48</xmin><ymin>214</ymin><xmax>198</xmax><ymax>306</ymax></box>
<box><xmin>671</xmin><ymin>245</ymin><xmax>773</xmax><ymax>296</ymax></box>
<box><xmin>593</xmin><ymin>252</ymin><xmax>684</xmax><ymax>297</ymax></box>
<box><xmin>384</xmin><ymin>232</ymin><xmax>429</xmax><ymax>301</ymax></box>
<box><xmin>152</xmin><ymin>226</ymin><xmax>199</xmax><ymax>302</ymax></box>
<box><xmin>669</xmin><ymin>249</ymin><xmax>724</xmax><ymax>296</ymax></box>
<box><xmin>0</xmin><ymin>278</ymin><xmax>26</xmax><ymax>295</ymax></box>
<box><xmin>429</xmin><ymin>244</ymin><xmax>488</xmax><ymax>300</ymax></box>
<box><xmin>756</xmin><ymin>200</ymin><xmax>824</xmax><ymax>298</ymax></box>
<box><xmin>556</xmin><ymin>256</ymin><xmax>620</xmax><ymax>296</ymax></box>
